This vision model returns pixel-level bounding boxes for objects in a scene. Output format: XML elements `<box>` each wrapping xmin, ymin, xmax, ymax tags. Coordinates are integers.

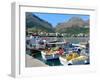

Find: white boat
<box><xmin>47</xmin><ymin>42</ymin><xmax>66</xmax><ymax>45</ymax></box>
<box><xmin>59</xmin><ymin>54</ymin><xmax>88</xmax><ymax>65</ymax></box>
<box><xmin>59</xmin><ymin>55</ymin><xmax>69</xmax><ymax>65</ymax></box>
<box><xmin>41</xmin><ymin>51</ymin><xmax>59</xmax><ymax>61</ymax></box>
<box><xmin>41</xmin><ymin>40</ymin><xmax>66</xmax><ymax>61</ymax></box>
<box><xmin>72</xmin><ymin>43</ymin><xmax>86</xmax><ymax>48</ymax></box>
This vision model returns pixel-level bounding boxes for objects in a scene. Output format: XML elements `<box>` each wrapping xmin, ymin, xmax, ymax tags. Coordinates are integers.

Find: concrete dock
<box><xmin>25</xmin><ymin>54</ymin><xmax>48</xmax><ymax>67</ymax></box>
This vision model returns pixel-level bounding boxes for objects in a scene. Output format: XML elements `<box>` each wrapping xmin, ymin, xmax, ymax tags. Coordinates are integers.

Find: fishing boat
<box><xmin>71</xmin><ymin>43</ymin><xmax>86</xmax><ymax>48</ymax></box>
<box><xmin>41</xmin><ymin>41</ymin><xmax>66</xmax><ymax>60</ymax></box>
<box><xmin>59</xmin><ymin>52</ymin><xmax>89</xmax><ymax>65</ymax></box>
<box><xmin>41</xmin><ymin>51</ymin><xmax>59</xmax><ymax>60</ymax></box>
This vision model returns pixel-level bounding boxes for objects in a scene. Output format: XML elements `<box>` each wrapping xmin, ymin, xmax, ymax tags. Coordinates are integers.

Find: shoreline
<box><xmin>25</xmin><ymin>54</ymin><xmax>48</xmax><ymax>67</ymax></box>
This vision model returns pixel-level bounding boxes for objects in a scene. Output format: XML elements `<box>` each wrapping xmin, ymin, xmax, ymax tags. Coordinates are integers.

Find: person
<box><xmin>77</xmin><ymin>48</ymin><xmax>81</xmax><ymax>55</ymax></box>
<box><xmin>57</xmin><ymin>47</ymin><xmax>64</xmax><ymax>55</ymax></box>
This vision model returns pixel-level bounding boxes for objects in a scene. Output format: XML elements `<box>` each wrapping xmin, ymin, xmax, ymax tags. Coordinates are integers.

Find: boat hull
<box><xmin>41</xmin><ymin>51</ymin><xmax>59</xmax><ymax>61</ymax></box>
<box><xmin>59</xmin><ymin>55</ymin><xmax>89</xmax><ymax>65</ymax></box>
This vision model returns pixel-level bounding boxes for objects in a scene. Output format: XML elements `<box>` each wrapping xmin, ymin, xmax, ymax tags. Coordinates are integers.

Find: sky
<box><xmin>33</xmin><ymin>13</ymin><xmax>89</xmax><ymax>27</ymax></box>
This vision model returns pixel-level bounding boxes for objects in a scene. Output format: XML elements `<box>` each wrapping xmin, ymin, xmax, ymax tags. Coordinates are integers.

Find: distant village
<box><xmin>26</xmin><ymin>31</ymin><xmax>89</xmax><ymax>37</ymax></box>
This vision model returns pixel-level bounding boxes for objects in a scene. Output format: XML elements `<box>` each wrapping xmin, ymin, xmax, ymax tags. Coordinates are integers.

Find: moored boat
<box><xmin>41</xmin><ymin>51</ymin><xmax>59</xmax><ymax>60</ymax></box>
<box><xmin>59</xmin><ymin>52</ymin><xmax>89</xmax><ymax>65</ymax></box>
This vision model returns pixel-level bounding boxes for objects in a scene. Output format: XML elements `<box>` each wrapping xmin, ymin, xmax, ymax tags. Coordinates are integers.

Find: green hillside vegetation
<box><xmin>56</xmin><ymin>27</ymin><xmax>89</xmax><ymax>34</ymax></box>
<box><xmin>26</xmin><ymin>12</ymin><xmax>54</xmax><ymax>33</ymax></box>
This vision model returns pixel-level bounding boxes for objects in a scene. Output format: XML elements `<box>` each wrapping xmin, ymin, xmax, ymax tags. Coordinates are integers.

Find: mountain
<box><xmin>55</xmin><ymin>17</ymin><xmax>89</xmax><ymax>34</ymax></box>
<box><xmin>26</xmin><ymin>13</ymin><xmax>89</xmax><ymax>35</ymax></box>
<box><xmin>26</xmin><ymin>12</ymin><xmax>54</xmax><ymax>32</ymax></box>
<box><xmin>56</xmin><ymin>17</ymin><xmax>85</xmax><ymax>30</ymax></box>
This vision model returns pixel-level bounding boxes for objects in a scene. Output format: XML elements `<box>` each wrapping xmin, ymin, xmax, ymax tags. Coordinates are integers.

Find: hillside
<box><xmin>55</xmin><ymin>17</ymin><xmax>89</xmax><ymax>34</ymax></box>
<box><xmin>26</xmin><ymin>12</ymin><xmax>54</xmax><ymax>33</ymax></box>
<box><xmin>26</xmin><ymin>13</ymin><xmax>89</xmax><ymax>35</ymax></box>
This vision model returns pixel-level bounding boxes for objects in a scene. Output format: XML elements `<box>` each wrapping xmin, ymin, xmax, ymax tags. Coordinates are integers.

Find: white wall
<box><xmin>0</xmin><ymin>0</ymin><xmax>100</xmax><ymax>80</ymax></box>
